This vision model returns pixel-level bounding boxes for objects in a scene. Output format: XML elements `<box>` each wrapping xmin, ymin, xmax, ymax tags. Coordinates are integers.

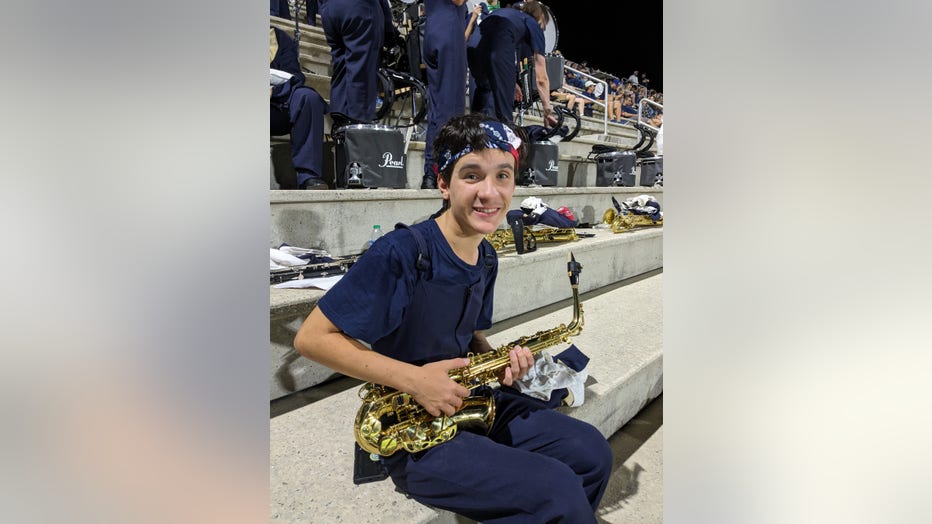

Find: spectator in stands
<box><xmin>640</xmin><ymin>72</ymin><xmax>649</xmax><ymax>87</ymax></box>
<box><xmin>607</xmin><ymin>78</ymin><xmax>622</xmax><ymax>123</ymax></box>
<box><xmin>293</xmin><ymin>113</ymin><xmax>611</xmax><ymax>523</ymax></box>
<box><xmin>565</xmin><ymin>68</ymin><xmax>586</xmax><ymax>90</ymax></box>
<box><xmin>550</xmin><ymin>85</ymin><xmax>585</xmax><ymax>115</ymax></box>
<box><xmin>468</xmin><ymin>0</ymin><xmax>558</xmax><ymax>126</ymax></box>
<box><xmin>270</xmin><ymin>27</ymin><xmax>329</xmax><ymax>190</ymax></box>
<box><xmin>579</xmin><ymin>80</ymin><xmax>599</xmax><ymax>117</ymax></box>
<box><xmin>420</xmin><ymin>0</ymin><xmax>470</xmax><ymax>190</ymax></box>
<box><xmin>620</xmin><ymin>88</ymin><xmax>639</xmax><ymax>120</ymax></box>
<box><xmin>319</xmin><ymin>0</ymin><xmax>395</xmax><ymax>122</ymax></box>
<box><xmin>628</xmin><ymin>70</ymin><xmax>639</xmax><ymax>85</ymax></box>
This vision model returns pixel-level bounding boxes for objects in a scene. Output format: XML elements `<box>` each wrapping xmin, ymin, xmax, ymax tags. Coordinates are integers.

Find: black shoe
<box><xmin>299</xmin><ymin>178</ymin><xmax>329</xmax><ymax>190</ymax></box>
<box><xmin>420</xmin><ymin>175</ymin><xmax>437</xmax><ymax>189</ymax></box>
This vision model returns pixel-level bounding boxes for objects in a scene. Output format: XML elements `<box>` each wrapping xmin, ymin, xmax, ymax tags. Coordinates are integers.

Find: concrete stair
<box><xmin>270</xmin><ymin>270</ymin><xmax>663</xmax><ymax>523</ymax></box>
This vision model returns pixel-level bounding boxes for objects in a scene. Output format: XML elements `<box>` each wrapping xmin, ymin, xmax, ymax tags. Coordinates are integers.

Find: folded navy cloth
<box><xmin>553</xmin><ymin>344</ymin><xmax>589</xmax><ymax>372</ymax></box>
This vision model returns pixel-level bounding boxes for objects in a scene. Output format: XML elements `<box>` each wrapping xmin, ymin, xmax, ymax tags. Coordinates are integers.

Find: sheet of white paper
<box><xmin>270</xmin><ymin>68</ymin><xmax>293</xmax><ymax>86</ymax></box>
<box><xmin>272</xmin><ymin>274</ymin><xmax>344</xmax><ymax>290</ymax></box>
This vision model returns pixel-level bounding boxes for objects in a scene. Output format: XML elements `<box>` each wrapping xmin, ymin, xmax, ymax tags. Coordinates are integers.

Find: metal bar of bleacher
<box><xmin>563</xmin><ymin>65</ymin><xmax>609</xmax><ymax>135</ymax></box>
<box><xmin>637</xmin><ymin>98</ymin><xmax>664</xmax><ymax>133</ymax></box>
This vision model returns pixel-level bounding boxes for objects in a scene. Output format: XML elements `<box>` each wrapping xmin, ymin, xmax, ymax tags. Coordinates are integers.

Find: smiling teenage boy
<box><xmin>294</xmin><ymin>113</ymin><xmax>611</xmax><ymax>522</ymax></box>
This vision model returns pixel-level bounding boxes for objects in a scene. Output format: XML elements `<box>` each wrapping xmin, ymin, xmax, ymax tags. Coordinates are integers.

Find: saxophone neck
<box><xmin>566</xmin><ymin>252</ymin><xmax>583</xmax><ymax>335</ymax></box>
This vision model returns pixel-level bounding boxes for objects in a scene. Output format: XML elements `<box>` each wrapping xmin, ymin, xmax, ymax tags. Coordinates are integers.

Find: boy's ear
<box><xmin>437</xmin><ymin>174</ymin><xmax>450</xmax><ymax>200</ymax></box>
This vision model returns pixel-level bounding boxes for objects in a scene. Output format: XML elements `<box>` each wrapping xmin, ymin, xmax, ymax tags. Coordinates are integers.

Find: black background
<box><xmin>528</xmin><ymin>0</ymin><xmax>663</xmax><ymax>91</ymax></box>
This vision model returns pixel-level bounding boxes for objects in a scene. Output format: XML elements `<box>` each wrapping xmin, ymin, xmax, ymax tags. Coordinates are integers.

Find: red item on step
<box><xmin>556</xmin><ymin>206</ymin><xmax>575</xmax><ymax>221</ymax></box>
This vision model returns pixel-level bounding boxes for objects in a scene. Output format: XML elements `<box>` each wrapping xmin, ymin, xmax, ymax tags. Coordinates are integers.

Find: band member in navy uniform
<box><xmin>270</xmin><ymin>27</ymin><xmax>329</xmax><ymax>190</ymax></box>
<box><xmin>420</xmin><ymin>0</ymin><xmax>469</xmax><ymax>190</ymax></box>
<box><xmin>294</xmin><ymin>114</ymin><xmax>611</xmax><ymax>522</ymax></box>
<box><xmin>469</xmin><ymin>0</ymin><xmax>558</xmax><ymax>126</ymax></box>
<box><xmin>318</xmin><ymin>0</ymin><xmax>394</xmax><ymax>122</ymax></box>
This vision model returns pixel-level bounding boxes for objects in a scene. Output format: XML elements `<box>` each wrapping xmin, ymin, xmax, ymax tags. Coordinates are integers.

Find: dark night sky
<box><xmin>531</xmin><ymin>1</ymin><xmax>663</xmax><ymax>91</ymax></box>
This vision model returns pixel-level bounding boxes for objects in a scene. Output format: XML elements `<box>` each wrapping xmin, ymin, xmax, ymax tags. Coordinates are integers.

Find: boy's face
<box><xmin>438</xmin><ymin>148</ymin><xmax>516</xmax><ymax>236</ymax></box>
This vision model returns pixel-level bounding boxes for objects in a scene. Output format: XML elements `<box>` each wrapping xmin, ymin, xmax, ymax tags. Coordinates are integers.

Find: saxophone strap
<box><xmin>394</xmin><ymin>222</ymin><xmax>496</xmax><ymax>280</ymax></box>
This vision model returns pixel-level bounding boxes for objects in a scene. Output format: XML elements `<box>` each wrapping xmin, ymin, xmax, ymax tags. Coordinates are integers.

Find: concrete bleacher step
<box><xmin>271</xmin><ymin>16</ymin><xmax>332</xmax><ymax>75</ymax></box>
<box><xmin>270</xmin><ymin>270</ymin><xmax>663</xmax><ymax>523</ymax></box>
<box><xmin>270</xmin><ymin>226</ymin><xmax>663</xmax><ymax>399</ymax></box>
<box><xmin>270</xmin><ymin>187</ymin><xmax>662</xmax><ymax>257</ymax></box>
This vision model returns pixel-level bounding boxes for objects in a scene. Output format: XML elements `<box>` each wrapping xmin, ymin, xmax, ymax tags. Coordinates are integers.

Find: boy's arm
<box><xmin>295</xmin><ymin>306</ymin><xmax>471</xmax><ymax>417</ymax></box>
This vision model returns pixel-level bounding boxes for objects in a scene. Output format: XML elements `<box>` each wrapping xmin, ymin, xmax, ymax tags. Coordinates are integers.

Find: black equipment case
<box><xmin>595</xmin><ymin>150</ymin><xmax>636</xmax><ymax>187</ymax></box>
<box><xmin>521</xmin><ymin>140</ymin><xmax>560</xmax><ymax>186</ymax></box>
<box><xmin>639</xmin><ymin>156</ymin><xmax>663</xmax><ymax>186</ymax></box>
<box><xmin>327</xmin><ymin>124</ymin><xmax>407</xmax><ymax>189</ymax></box>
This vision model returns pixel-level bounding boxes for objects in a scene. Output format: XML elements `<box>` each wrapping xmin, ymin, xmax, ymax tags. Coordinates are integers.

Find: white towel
<box><xmin>512</xmin><ymin>351</ymin><xmax>588</xmax><ymax>407</ymax></box>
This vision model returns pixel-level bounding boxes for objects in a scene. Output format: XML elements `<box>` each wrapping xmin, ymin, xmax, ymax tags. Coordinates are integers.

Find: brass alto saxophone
<box><xmin>354</xmin><ymin>253</ymin><xmax>585</xmax><ymax>456</ymax></box>
<box><xmin>602</xmin><ymin>195</ymin><xmax>663</xmax><ymax>233</ymax></box>
<box><xmin>485</xmin><ymin>226</ymin><xmax>580</xmax><ymax>251</ymax></box>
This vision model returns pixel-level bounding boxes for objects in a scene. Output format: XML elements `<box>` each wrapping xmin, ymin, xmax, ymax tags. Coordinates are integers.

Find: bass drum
<box><xmin>542</xmin><ymin>4</ymin><xmax>558</xmax><ymax>53</ymax></box>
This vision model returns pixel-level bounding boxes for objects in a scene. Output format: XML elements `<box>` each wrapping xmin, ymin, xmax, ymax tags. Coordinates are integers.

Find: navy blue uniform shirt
<box><xmin>484</xmin><ymin>7</ymin><xmax>546</xmax><ymax>59</ymax></box>
<box><xmin>317</xmin><ymin>220</ymin><xmax>497</xmax><ymax>365</ymax></box>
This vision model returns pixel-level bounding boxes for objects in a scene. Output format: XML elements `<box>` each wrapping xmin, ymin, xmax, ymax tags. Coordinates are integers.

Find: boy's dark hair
<box><xmin>516</xmin><ymin>1</ymin><xmax>551</xmax><ymax>26</ymax></box>
<box><xmin>432</xmin><ymin>113</ymin><xmax>528</xmax><ymax>186</ymax></box>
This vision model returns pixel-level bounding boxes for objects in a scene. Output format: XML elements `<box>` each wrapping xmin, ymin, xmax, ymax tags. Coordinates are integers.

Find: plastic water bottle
<box><xmin>368</xmin><ymin>224</ymin><xmax>382</xmax><ymax>249</ymax></box>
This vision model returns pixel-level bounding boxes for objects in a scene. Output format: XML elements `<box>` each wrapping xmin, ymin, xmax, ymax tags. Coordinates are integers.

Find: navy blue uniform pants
<box><xmin>319</xmin><ymin>0</ymin><xmax>385</xmax><ymax>122</ymax></box>
<box><xmin>271</xmin><ymin>86</ymin><xmax>326</xmax><ymax>184</ymax></box>
<box><xmin>270</xmin><ymin>0</ymin><xmax>317</xmax><ymax>25</ymax></box>
<box><xmin>383</xmin><ymin>388</ymin><xmax>612</xmax><ymax>523</ymax></box>
<box><xmin>470</xmin><ymin>17</ymin><xmax>519</xmax><ymax>124</ymax></box>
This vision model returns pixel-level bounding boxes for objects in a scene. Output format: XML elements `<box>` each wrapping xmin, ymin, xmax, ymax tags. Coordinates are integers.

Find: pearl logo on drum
<box><xmin>546</xmin><ymin>160</ymin><xmax>559</xmax><ymax>172</ymax></box>
<box><xmin>379</xmin><ymin>152</ymin><xmax>405</xmax><ymax>169</ymax></box>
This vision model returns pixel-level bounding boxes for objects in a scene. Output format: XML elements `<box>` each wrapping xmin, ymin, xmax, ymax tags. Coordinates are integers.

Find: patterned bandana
<box><xmin>434</xmin><ymin>121</ymin><xmax>522</xmax><ymax>175</ymax></box>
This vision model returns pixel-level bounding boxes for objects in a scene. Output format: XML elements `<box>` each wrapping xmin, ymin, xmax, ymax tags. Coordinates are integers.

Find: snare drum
<box><xmin>542</xmin><ymin>4</ymin><xmax>558</xmax><ymax>53</ymax></box>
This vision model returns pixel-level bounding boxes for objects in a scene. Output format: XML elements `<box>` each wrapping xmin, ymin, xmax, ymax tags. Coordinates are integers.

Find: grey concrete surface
<box><xmin>598</xmin><ymin>395</ymin><xmax>663</xmax><ymax>524</ymax></box>
<box><xmin>270</xmin><ymin>188</ymin><xmax>662</xmax><ymax>256</ymax></box>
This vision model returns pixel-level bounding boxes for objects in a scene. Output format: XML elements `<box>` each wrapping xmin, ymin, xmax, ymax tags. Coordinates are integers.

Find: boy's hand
<box><xmin>411</xmin><ymin>357</ymin><xmax>471</xmax><ymax>417</ymax></box>
<box><xmin>499</xmin><ymin>345</ymin><xmax>534</xmax><ymax>386</ymax></box>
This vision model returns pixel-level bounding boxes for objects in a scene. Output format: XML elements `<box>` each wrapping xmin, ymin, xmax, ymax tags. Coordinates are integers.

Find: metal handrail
<box><xmin>563</xmin><ymin>65</ymin><xmax>609</xmax><ymax>134</ymax></box>
<box><xmin>637</xmin><ymin>98</ymin><xmax>663</xmax><ymax>133</ymax></box>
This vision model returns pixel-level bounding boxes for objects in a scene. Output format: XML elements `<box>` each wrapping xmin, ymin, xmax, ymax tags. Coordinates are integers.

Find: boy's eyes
<box><xmin>461</xmin><ymin>171</ymin><xmax>512</xmax><ymax>181</ymax></box>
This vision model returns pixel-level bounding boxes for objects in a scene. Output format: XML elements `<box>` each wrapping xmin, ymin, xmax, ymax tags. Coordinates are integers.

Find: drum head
<box><xmin>543</xmin><ymin>5</ymin><xmax>558</xmax><ymax>53</ymax></box>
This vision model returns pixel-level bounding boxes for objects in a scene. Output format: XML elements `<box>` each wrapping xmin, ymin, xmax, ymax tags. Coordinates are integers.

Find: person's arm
<box><xmin>295</xmin><ymin>307</ymin><xmax>471</xmax><ymax>417</ymax></box>
<box><xmin>469</xmin><ymin>331</ymin><xmax>534</xmax><ymax>386</ymax></box>
<box><xmin>533</xmin><ymin>52</ymin><xmax>557</xmax><ymax>126</ymax></box>
<box><xmin>464</xmin><ymin>3</ymin><xmax>481</xmax><ymax>40</ymax></box>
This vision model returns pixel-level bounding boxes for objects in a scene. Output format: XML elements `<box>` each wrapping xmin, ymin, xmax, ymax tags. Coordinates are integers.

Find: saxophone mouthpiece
<box><xmin>567</xmin><ymin>252</ymin><xmax>582</xmax><ymax>286</ymax></box>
